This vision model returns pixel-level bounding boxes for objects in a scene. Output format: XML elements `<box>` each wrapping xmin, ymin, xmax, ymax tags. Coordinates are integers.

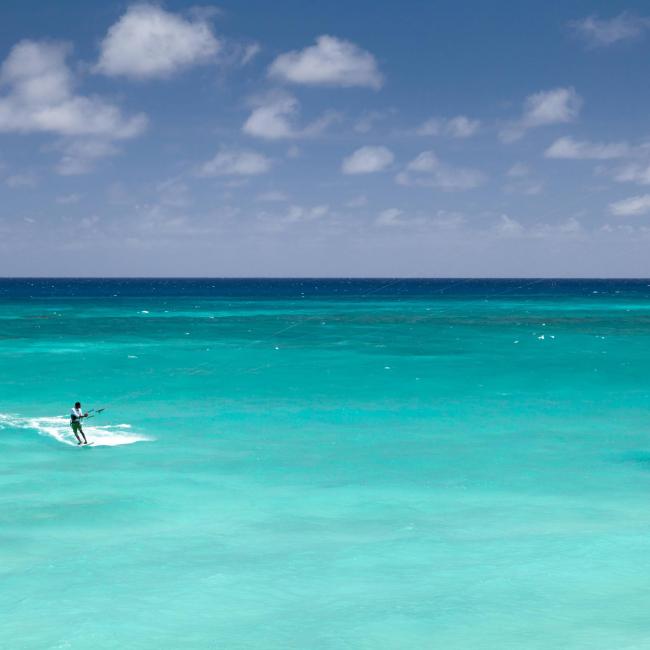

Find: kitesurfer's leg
<box><xmin>71</xmin><ymin>422</ymin><xmax>83</xmax><ymax>445</ymax></box>
<box><xmin>71</xmin><ymin>425</ymin><xmax>82</xmax><ymax>445</ymax></box>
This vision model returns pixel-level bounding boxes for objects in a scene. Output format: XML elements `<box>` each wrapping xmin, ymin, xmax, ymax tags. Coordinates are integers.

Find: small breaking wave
<box><xmin>0</xmin><ymin>413</ymin><xmax>151</xmax><ymax>447</ymax></box>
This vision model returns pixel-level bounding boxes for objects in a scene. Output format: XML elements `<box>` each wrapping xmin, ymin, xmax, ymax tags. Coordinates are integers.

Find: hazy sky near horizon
<box><xmin>1</xmin><ymin>0</ymin><xmax>650</xmax><ymax>276</ymax></box>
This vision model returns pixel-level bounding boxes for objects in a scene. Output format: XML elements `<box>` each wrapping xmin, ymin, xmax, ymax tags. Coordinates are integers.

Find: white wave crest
<box><xmin>0</xmin><ymin>413</ymin><xmax>151</xmax><ymax>447</ymax></box>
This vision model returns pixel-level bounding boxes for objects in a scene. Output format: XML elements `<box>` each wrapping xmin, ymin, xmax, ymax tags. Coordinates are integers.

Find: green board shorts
<box><xmin>70</xmin><ymin>420</ymin><xmax>82</xmax><ymax>433</ymax></box>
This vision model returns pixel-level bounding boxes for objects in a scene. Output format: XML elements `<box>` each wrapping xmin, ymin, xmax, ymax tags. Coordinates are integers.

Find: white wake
<box><xmin>0</xmin><ymin>413</ymin><xmax>151</xmax><ymax>447</ymax></box>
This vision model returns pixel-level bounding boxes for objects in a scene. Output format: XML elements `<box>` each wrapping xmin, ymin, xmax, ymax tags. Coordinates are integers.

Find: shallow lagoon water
<box><xmin>2</xmin><ymin>279</ymin><xmax>650</xmax><ymax>649</ymax></box>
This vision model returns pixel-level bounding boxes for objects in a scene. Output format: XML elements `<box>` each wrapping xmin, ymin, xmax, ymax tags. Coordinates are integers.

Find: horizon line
<box><xmin>1</xmin><ymin>276</ymin><xmax>650</xmax><ymax>281</ymax></box>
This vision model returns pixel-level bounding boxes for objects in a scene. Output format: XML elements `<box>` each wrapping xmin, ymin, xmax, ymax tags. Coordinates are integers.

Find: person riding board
<box><xmin>70</xmin><ymin>402</ymin><xmax>89</xmax><ymax>445</ymax></box>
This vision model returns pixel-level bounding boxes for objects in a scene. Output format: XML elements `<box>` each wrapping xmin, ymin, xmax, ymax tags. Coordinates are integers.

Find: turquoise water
<box><xmin>3</xmin><ymin>279</ymin><xmax>650</xmax><ymax>649</ymax></box>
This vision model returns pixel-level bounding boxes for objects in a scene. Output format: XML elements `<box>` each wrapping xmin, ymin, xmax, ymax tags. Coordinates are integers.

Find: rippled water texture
<box><xmin>2</xmin><ymin>279</ymin><xmax>650</xmax><ymax>649</ymax></box>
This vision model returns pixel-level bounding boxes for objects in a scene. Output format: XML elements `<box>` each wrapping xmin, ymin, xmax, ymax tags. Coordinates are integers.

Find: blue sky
<box><xmin>1</xmin><ymin>0</ymin><xmax>650</xmax><ymax>276</ymax></box>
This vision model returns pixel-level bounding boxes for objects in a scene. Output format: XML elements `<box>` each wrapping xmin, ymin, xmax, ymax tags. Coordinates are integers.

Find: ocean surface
<box><xmin>2</xmin><ymin>278</ymin><xmax>650</xmax><ymax>649</ymax></box>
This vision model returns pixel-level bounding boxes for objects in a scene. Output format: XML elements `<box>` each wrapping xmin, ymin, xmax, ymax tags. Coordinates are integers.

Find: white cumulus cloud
<box><xmin>396</xmin><ymin>151</ymin><xmax>485</xmax><ymax>191</ymax></box>
<box><xmin>0</xmin><ymin>40</ymin><xmax>146</xmax><ymax>138</ymax></box>
<box><xmin>95</xmin><ymin>3</ymin><xmax>220</xmax><ymax>79</ymax></box>
<box><xmin>501</xmin><ymin>87</ymin><xmax>582</xmax><ymax>142</ymax></box>
<box><xmin>571</xmin><ymin>13</ymin><xmax>650</xmax><ymax>47</ymax></box>
<box><xmin>545</xmin><ymin>136</ymin><xmax>629</xmax><ymax>160</ymax></box>
<box><xmin>609</xmin><ymin>194</ymin><xmax>650</xmax><ymax>217</ymax></box>
<box><xmin>268</xmin><ymin>35</ymin><xmax>382</xmax><ymax>88</ymax></box>
<box><xmin>341</xmin><ymin>146</ymin><xmax>394</xmax><ymax>174</ymax></box>
<box><xmin>523</xmin><ymin>88</ymin><xmax>582</xmax><ymax>127</ymax></box>
<box><xmin>243</xmin><ymin>92</ymin><xmax>338</xmax><ymax>140</ymax></box>
<box><xmin>243</xmin><ymin>93</ymin><xmax>297</xmax><ymax>140</ymax></box>
<box><xmin>199</xmin><ymin>149</ymin><xmax>272</xmax><ymax>176</ymax></box>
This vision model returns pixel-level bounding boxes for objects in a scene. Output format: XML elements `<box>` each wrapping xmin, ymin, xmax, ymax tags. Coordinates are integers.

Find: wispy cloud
<box><xmin>376</xmin><ymin>208</ymin><xmax>405</xmax><ymax>227</ymax></box>
<box><xmin>494</xmin><ymin>214</ymin><xmax>525</xmax><ymax>237</ymax></box>
<box><xmin>570</xmin><ymin>13</ymin><xmax>650</xmax><ymax>47</ymax></box>
<box><xmin>56</xmin><ymin>193</ymin><xmax>82</xmax><ymax>205</ymax></box>
<box><xmin>613</xmin><ymin>163</ymin><xmax>650</xmax><ymax>185</ymax></box>
<box><xmin>506</xmin><ymin>163</ymin><xmax>530</xmax><ymax>178</ymax></box>
<box><xmin>5</xmin><ymin>173</ymin><xmax>36</xmax><ymax>188</ymax></box>
<box><xmin>354</xmin><ymin>109</ymin><xmax>395</xmax><ymax>134</ymax></box>
<box><xmin>374</xmin><ymin>208</ymin><xmax>466</xmax><ymax>230</ymax></box>
<box><xmin>156</xmin><ymin>178</ymin><xmax>191</xmax><ymax>208</ymax></box>
<box><xmin>199</xmin><ymin>149</ymin><xmax>272</xmax><ymax>176</ymax></box>
<box><xmin>500</xmin><ymin>87</ymin><xmax>582</xmax><ymax>142</ymax></box>
<box><xmin>240</xmin><ymin>43</ymin><xmax>261</xmax><ymax>65</ymax></box>
<box><xmin>396</xmin><ymin>151</ymin><xmax>485</xmax><ymax>191</ymax></box>
<box><xmin>545</xmin><ymin>136</ymin><xmax>629</xmax><ymax>160</ymax></box>
<box><xmin>346</xmin><ymin>195</ymin><xmax>368</xmax><ymax>208</ymax></box>
<box><xmin>257</xmin><ymin>204</ymin><xmax>330</xmax><ymax>231</ymax></box>
<box><xmin>56</xmin><ymin>139</ymin><xmax>119</xmax><ymax>175</ymax></box>
<box><xmin>257</xmin><ymin>190</ymin><xmax>289</xmax><ymax>202</ymax></box>
<box><xmin>416</xmin><ymin>115</ymin><xmax>480</xmax><ymax>138</ymax></box>
<box><xmin>503</xmin><ymin>164</ymin><xmax>543</xmax><ymax>195</ymax></box>
<box><xmin>493</xmin><ymin>215</ymin><xmax>583</xmax><ymax>239</ymax></box>
<box><xmin>609</xmin><ymin>194</ymin><xmax>650</xmax><ymax>217</ymax></box>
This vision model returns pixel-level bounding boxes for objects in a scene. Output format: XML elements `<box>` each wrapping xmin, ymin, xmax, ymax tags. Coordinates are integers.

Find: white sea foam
<box><xmin>0</xmin><ymin>413</ymin><xmax>151</xmax><ymax>447</ymax></box>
